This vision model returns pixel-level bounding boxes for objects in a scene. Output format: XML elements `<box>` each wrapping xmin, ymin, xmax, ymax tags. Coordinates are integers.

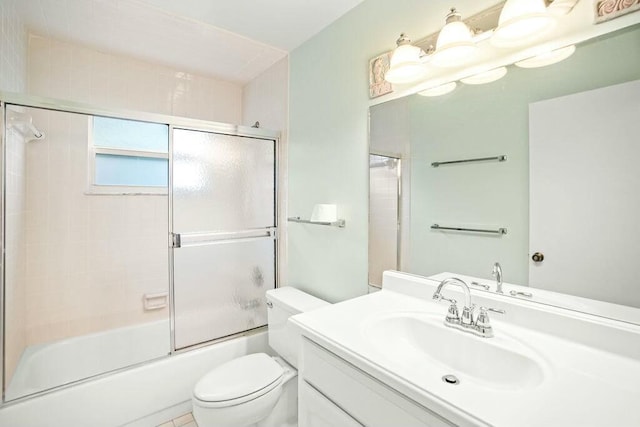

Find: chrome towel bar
<box><xmin>431</xmin><ymin>155</ymin><xmax>506</xmax><ymax>167</ymax></box>
<box><xmin>431</xmin><ymin>224</ymin><xmax>507</xmax><ymax>235</ymax></box>
<box><xmin>288</xmin><ymin>217</ymin><xmax>346</xmax><ymax>228</ymax></box>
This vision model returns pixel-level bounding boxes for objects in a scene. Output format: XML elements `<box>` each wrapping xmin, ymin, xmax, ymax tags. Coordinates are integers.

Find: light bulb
<box><xmin>431</xmin><ymin>8</ymin><xmax>478</xmax><ymax>68</ymax></box>
<box><xmin>492</xmin><ymin>0</ymin><xmax>556</xmax><ymax>47</ymax></box>
<box><xmin>384</xmin><ymin>34</ymin><xmax>428</xmax><ymax>84</ymax></box>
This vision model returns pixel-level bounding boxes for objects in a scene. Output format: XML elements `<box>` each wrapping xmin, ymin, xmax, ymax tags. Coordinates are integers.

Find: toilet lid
<box><xmin>194</xmin><ymin>353</ymin><xmax>284</xmax><ymax>403</ymax></box>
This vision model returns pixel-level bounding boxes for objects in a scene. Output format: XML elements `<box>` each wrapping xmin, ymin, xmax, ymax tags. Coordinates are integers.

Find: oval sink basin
<box><xmin>363</xmin><ymin>312</ymin><xmax>547</xmax><ymax>390</ymax></box>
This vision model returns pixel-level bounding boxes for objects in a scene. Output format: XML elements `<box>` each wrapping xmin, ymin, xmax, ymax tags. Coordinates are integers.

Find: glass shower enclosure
<box><xmin>0</xmin><ymin>93</ymin><xmax>279</xmax><ymax>402</ymax></box>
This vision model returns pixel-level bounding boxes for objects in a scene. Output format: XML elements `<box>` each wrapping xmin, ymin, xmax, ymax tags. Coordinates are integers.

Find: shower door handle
<box><xmin>171</xmin><ymin>233</ymin><xmax>181</xmax><ymax>248</ymax></box>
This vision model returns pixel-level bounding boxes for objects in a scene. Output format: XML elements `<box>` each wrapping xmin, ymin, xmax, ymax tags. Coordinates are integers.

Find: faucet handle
<box><xmin>445</xmin><ymin>300</ymin><xmax>460</xmax><ymax>324</ymax></box>
<box><xmin>475</xmin><ymin>307</ymin><xmax>505</xmax><ymax>338</ymax></box>
<box><xmin>461</xmin><ymin>304</ymin><xmax>475</xmax><ymax>327</ymax></box>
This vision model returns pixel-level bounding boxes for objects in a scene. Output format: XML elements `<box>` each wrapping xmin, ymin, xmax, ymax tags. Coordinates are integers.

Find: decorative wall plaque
<box><xmin>595</xmin><ymin>0</ymin><xmax>640</xmax><ymax>23</ymax></box>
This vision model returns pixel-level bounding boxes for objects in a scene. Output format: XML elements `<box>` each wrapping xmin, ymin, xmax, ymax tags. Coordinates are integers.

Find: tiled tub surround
<box><xmin>4</xmin><ymin>126</ymin><xmax>28</xmax><ymax>387</ymax></box>
<box><xmin>27</xmin><ymin>34</ymin><xmax>242</xmax><ymax>124</ymax></box>
<box><xmin>3</xmin><ymin>106</ymin><xmax>170</xmax><ymax>396</ymax></box>
<box><xmin>0</xmin><ymin>0</ymin><xmax>27</xmax><ymax>92</ymax></box>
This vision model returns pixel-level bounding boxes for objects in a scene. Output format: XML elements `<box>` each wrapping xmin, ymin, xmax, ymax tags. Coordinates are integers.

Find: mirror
<box><xmin>369</xmin><ymin>24</ymin><xmax>640</xmax><ymax>322</ymax></box>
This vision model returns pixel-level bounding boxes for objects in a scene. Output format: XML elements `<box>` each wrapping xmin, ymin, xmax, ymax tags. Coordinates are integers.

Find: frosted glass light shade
<box><xmin>515</xmin><ymin>45</ymin><xmax>576</xmax><ymax>68</ymax></box>
<box><xmin>492</xmin><ymin>0</ymin><xmax>556</xmax><ymax>47</ymax></box>
<box><xmin>461</xmin><ymin>67</ymin><xmax>508</xmax><ymax>85</ymax></box>
<box><xmin>418</xmin><ymin>82</ymin><xmax>457</xmax><ymax>97</ymax></box>
<box><xmin>385</xmin><ymin>43</ymin><xmax>427</xmax><ymax>84</ymax></box>
<box><xmin>431</xmin><ymin>10</ymin><xmax>477</xmax><ymax>68</ymax></box>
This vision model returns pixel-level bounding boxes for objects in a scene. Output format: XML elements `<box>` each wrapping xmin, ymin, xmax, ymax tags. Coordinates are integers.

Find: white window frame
<box><xmin>87</xmin><ymin>117</ymin><xmax>169</xmax><ymax>195</ymax></box>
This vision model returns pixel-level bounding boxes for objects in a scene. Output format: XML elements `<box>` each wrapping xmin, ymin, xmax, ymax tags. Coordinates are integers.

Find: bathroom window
<box><xmin>89</xmin><ymin>116</ymin><xmax>169</xmax><ymax>194</ymax></box>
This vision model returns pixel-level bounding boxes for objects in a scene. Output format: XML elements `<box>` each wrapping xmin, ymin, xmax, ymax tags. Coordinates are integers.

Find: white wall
<box><xmin>0</xmin><ymin>0</ymin><xmax>27</xmax><ymax>92</ymax></box>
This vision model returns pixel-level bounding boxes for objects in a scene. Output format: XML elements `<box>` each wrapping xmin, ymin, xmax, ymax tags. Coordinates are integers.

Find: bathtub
<box><xmin>5</xmin><ymin>320</ymin><xmax>171</xmax><ymax>401</ymax></box>
<box><xmin>0</xmin><ymin>329</ymin><xmax>269</xmax><ymax>426</ymax></box>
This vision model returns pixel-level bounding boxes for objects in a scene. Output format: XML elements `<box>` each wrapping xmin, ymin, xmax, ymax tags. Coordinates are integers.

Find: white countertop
<box><xmin>291</xmin><ymin>286</ymin><xmax>640</xmax><ymax>427</ymax></box>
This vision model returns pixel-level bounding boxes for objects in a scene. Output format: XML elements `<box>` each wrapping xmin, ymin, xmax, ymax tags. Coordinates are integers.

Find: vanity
<box><xmin>291</xmin><ymin>271</ymin><xmax>640</xmax><ymax>427</ymax></box>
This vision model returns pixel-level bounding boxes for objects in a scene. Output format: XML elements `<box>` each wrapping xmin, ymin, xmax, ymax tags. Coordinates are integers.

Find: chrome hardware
<box><xmin>446</xmin><ymin>300</ymin><xmax>460</xmax><ymax>324</ymax></box>
<box><xmin>431</xmin><ymin>154</ymin><xmax>506</xmax><ymax>167</ymax></box>
<box><xmin>474</xmin><ymin>306</ymin><xmax>506</xmax><ymax>338</ymax></box>
<box><xmin>287</xmin><ymin>216</ymin><xmax>346</xmax><ymax>228</ymax></box>
<box><xmin>492</xmin><ymin>262</ymin><xmax>503</xmax><ymax>293</ymax></box>
<box><xmin>461</xmin><ymin>305</ymin><xmax>475</xmax><ymax>327</ymax></box>
<box><xmin>510</xmin><ymin>290</ymin><xmax>533</xmax><ymax>298</ymax></box>
<box><xmin>431</xmin><ymin>224</ymin><xmax>507</xmax><ymax>235</ymax></box>
<box><xmin>171</xmin><ymin>233</ymin><xmax>181</xmax><ymax>248</ymax></box>
<box><xmin>442</xmin><ymin>374</ymin><xmax>460</xmax><ymax>385</ymax></box>
<box><xmin>470</xmin><ymin>281</ymin><xmax>490</xmax><ymax>290</ymax></box>
<box><xmin>433</xmin><ymin>277</ymin><xmax>505</xmax><ymax>338</ymax></box>
<box><xmin>266</xmin><ymin>301</ymin><xmax>273</xmax><ymax>308</ymax></box>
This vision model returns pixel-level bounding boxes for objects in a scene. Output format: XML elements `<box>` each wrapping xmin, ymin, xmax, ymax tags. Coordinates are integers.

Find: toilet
<box><xmin>192</xmin><ymin>287</ymin><xmax>329</xmax><ymax>427</ymax></box>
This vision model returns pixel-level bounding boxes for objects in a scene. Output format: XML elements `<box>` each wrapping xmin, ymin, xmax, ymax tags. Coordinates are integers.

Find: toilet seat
<box><xmin>193</xmin><ymin>353</ymin><xmax>284</xmax><ymax>408</ymax></box>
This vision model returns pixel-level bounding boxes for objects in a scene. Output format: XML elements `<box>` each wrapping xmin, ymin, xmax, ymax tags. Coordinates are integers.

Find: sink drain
<box><xmin>442</xmin><ymin>374</ymin><xmax>460</xmax><ymax>385</ymax></box>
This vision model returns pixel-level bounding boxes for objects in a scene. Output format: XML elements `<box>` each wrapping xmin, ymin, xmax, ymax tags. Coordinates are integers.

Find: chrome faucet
<box><xmin>432</xmin><ymin>277</ymin><xmax>474</xmax><ymax>328</ymax></box>
<box><xmin>433</xmin><ymin>277</ymin><xmax>505</xmax><ymax>338</ymax></box>
<box><xmin>492</xmin><ymin>262</ymin><xmax>503</xmax><ymax>293</ymax></box>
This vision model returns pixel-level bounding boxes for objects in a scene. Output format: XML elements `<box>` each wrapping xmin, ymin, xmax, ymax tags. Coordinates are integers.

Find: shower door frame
<box><xmin>0</xmin><ymin>91</ymin><xmax>282</xmax><ymax>404</ymax></box>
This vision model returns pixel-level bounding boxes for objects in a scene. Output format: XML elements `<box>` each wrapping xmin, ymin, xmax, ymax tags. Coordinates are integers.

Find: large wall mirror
<box><xmin>369</xmin><ymin>23</ymin><xmax>640</xmax><ymax>323</ymax></box>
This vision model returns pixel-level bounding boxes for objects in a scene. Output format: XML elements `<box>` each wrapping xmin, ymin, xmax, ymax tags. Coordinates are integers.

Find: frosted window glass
<box><xmin>95</xmin><ymin>154</ymin><xmax>168</xmax><ymax>187</ymax></box>
<box><xmin>173</xmin><ymin>129</ymin><xmax>275</xmax><ymax>231</ymax></box>
<box><xmin>173</xmin><ymin>238</ymin><xmax>275</xmax><ymax>349</ymax></box>
<box><xmin>93</xmin><ymin>117</ymin><xmax>168</xmax><ymax>152</ymax></box>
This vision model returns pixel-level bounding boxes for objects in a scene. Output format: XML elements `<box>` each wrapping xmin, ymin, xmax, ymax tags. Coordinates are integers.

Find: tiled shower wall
<box><xmin>23</xmin><ymin>107</ymin><xmax>168</xmax><ymax>346</ymax></box>
<box><xmin>0</xmin><ymin>0</ymin><xmax>27</xmax><ymax>92</ymax></box>
<box><xmin>27</xmin><ymin>34</ymin><xmax>243</xmax><ymax>123</ymax></box>
<box><xmin>17</xmin><ymin>33</ymin><xmax>249</xmax><ymax>347</ymax></box>
<box><xmin>1</xmin><ymin>0</ymin><xmax>28</xmax><ymax>386</ymax></box>
<box><xmin>4</xmin><ymin>127</ymin><xmax>27</xmax><ymax>385</ymax></box>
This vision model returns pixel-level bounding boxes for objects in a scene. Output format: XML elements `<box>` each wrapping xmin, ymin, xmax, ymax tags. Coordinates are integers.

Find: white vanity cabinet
<box><xmin>298</xmin><ymin>338</ymin><xmax>456</xmax><ymax>427</ymax></box>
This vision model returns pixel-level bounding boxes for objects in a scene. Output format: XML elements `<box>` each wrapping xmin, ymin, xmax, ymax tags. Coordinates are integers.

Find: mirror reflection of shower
<box><xmin>369</xmin><ymin>154</ymin><xmax>401</xmax><ymax>287</ymax></box>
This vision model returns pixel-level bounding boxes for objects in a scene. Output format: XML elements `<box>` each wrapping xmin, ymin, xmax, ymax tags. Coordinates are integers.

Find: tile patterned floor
<box><xmin>156</xmin><ymin>412</ymin><xmax>198</xmax><ymax>427</ymax></box>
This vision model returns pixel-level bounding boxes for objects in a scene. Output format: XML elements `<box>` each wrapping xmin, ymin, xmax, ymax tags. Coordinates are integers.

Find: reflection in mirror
<box><xmin>369</xmin><ymin>154</ymin><xmax>401</xmax><ymax>287</ymax></box>
<box><xmin>3</xmin><ymin>105</ymin><xmax>170</xmax><ymax>400</ymax></box>
<box><xmin>369</xmin><ymin>24</ymin><xmax>640</xmax><ymax>322</ymax></box>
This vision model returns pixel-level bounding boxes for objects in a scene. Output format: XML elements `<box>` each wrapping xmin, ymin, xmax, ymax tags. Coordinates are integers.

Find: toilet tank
<box><xmin>266</xmin><ymin>287</ymin><xmax>328</xmax><ymax>368</ymax></box>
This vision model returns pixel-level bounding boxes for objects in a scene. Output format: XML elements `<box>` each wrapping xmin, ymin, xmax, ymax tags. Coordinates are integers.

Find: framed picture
<box><xmin>594</xmin><ymin>0</ymin><xmax>640</xmax><ymax>23</ymax></box>
<box><xmin>369</xmin><ymin>52</ymin><xmax>393</xmax><ymax>99</ymax></box>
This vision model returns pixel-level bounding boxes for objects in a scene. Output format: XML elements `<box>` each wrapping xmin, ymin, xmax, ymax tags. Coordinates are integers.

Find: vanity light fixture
<box><xmin>460</xmin><ymin>66</ymin><xmax>508</xmax><ymax>85</ymax></box>
<box><xmin>492</xmin><ymin>0</ymin><xmax>556</xmax><ymax>47</ymax></box>
<box><xmin>431</xmin><ymin>8</ymin><xmax>478</xmax><ymax>68</ymax></box>
<box><xmin>418</xmin><ymin>82</ymin><xmax>457</xmax><ymax>97</ymax></box>
<box><xmin>515</xmin><ymin>44</ymin><xmax>576</xmax><ymax>68</ymax></box>
<box><xmin>384</xmin><ymin>33</ymin><xmax>428</xmax><ymax>84</ymax></box>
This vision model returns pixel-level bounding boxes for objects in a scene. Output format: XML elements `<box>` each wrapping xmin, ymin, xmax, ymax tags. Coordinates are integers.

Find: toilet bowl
<box><xmin>192</xmin><ymin>287</ymin><xmax>328</xmax><ymax>427</ymax></box>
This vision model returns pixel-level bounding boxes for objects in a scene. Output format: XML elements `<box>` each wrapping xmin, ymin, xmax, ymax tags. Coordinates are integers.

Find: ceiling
<box><xmin>19</xmin><ymin>0</ymin><xmax>365</xmax><ymax>84</ymax></box>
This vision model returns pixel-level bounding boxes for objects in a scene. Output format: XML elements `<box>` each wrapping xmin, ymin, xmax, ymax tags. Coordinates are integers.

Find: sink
<box><xmin>363</xmin><ymin>312</ymin><xmax>547</xmax><ymax>390</ymax></box>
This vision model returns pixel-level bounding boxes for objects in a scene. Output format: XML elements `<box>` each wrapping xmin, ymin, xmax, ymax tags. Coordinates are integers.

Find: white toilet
<box><xmin>192</xmin><ymin>287</ymin><xmax>328</xmax><ymax>427</ymax></box>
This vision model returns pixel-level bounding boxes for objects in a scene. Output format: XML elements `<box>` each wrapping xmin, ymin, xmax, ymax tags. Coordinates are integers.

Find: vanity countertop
<box><xmin>291</xmin><ymin>282</ymin><xmax>640</xmax><ymax>427</ymax></box>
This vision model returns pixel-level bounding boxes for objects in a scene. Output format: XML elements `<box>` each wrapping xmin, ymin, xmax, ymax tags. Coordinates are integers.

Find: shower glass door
<box><xmin>171</xmin><ymin>128</ymin><xmax>276</xmax><ymax>350</ymax></box>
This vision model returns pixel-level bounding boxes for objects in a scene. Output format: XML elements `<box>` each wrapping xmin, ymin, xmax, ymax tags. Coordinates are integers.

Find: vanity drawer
<box><xmin>301</xmin><ymin>338</ymin><xmax>455</xmax><ymax>427</ymax></box>
<box><xmin>300</xmin><ymin>380</ymin><xmax>364</xmax><ymax>427</ymax></box>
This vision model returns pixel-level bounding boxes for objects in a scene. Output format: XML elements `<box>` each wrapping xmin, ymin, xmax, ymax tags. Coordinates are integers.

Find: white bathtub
<box><xmin>5</xmin><ymin>320</ymin><xmax>171</xmax><ymax>401</ymax></box>
<box><xmin>0</xmin><ymin>330</ymin><xmax>269</xmax><ymax>427</ymax></box>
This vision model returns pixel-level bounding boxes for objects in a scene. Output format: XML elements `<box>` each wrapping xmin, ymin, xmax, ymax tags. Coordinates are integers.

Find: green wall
<box><xmin>287</xmin><ymin>0</ymin><xmax>639</xmax><ymax>302</ymax></box>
